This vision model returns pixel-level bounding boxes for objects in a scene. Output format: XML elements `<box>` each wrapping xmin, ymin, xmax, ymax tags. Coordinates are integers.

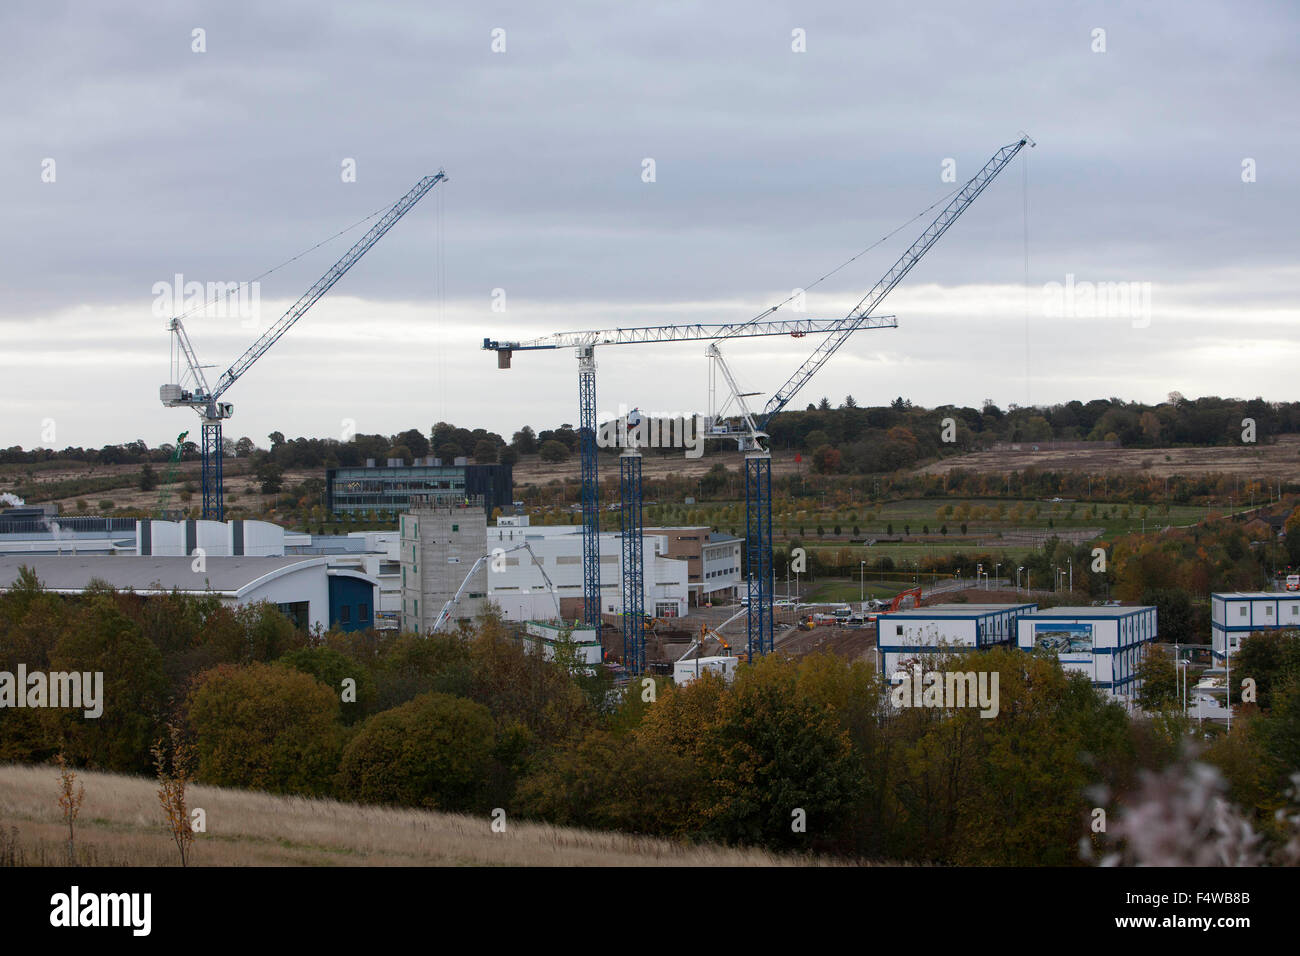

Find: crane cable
<box><xmin>720</xmin><ymin>178</ymin><xmax>966</xmax><ymax>339</ymax></box>
<box><xmin>168</xmin><ymin>197</ymin><xmax>397</xmax><ymax>323</ymax></box>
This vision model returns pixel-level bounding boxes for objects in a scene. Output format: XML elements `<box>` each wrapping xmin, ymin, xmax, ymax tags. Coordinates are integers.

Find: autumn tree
<box><xmin>185</xmin><ymin>663</ymin><xmax>344</xmax><ymax>796</ymax></box>
<box><xmin>338</xmin><ymin>692</ymin><xmax>495</xmax><ymax>811</ymax></box>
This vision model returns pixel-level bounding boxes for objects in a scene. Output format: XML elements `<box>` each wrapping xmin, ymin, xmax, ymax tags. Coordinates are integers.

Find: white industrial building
<box><xmin>876</xmin><ymin>603</ymin><xmax>1037</xmax><ymax>678</ymax></box>
<box><xmin>0</xmin><ymin>515</ymin><xmax>391</xmax><ymax>632</ymax></box>
<box><xmin>1210</xmin><ymin>591</ymin><xmax>1300</xmax><ymax>662</ymax></box>
<box><xmin>1016</xmin><ymin>605</ymin><xmax>1158</xmax><ymax>698</ymax></box>
<box><xmin>487</xmin><ymin>515</ymin><xmax>690</xmax><ymax>622</ymax></box>
<box><xmin>0</xmin><ymin>554</ymin><xmax>358</xmax><ymax>633</ymax></box>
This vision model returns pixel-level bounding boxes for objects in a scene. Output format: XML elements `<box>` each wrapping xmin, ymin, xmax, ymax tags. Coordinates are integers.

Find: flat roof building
<box><xmin>1210</xmin><ymin>591</ymin><xmax>1300</xmax><ymax>662</ymax></box>
<box><xmin>1016</xmin><ymin>605</ymin><xmax>1157</xmax><ymax>699</ymax></box>
<box><xmin>877</xmin><ymin>603</ymin><xmax>1037</xmax><ymax>678</ymax></box>
<box><xmin>326</xmin><ymin>459</ymin><xmax>512</xmax><ymax>517</ymax></box>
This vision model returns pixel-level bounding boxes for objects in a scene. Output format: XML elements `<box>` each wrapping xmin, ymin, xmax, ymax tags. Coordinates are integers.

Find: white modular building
<box><xmin>522</xmin><ymin>621</ymin><xmax>603</xmax><ymax>668</ymax></box>
<box><xmin>1210</xmin><ymin>591</ymin><xmax>1300</xmax><ymax>662</ymax></box>
<box><xmin>1016</xmin><ymin>605</ymin><xmax>1158</xmax><ymax>698</ymax></box>
<box><xmin>876</xmin><ymin>603</ymin><xmax>1037</xmax><ymax>678</ymax></box>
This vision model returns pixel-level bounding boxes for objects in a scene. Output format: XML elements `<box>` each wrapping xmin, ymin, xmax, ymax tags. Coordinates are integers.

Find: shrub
<box><xmin>186</xmin><ymin>663</ymin><xmax>343</xmax><ymax>796</ymax></box>
<box><xmin>337</xmin><ymin>692</ymin><xmax>494</xmax><ymax>810</ymax></box>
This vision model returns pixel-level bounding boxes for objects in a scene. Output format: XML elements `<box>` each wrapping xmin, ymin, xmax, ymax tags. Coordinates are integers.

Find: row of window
<box><xmin>337</xmin><ymin>603</ymin><xmax>370</xmax><ymax>624</ymax></box>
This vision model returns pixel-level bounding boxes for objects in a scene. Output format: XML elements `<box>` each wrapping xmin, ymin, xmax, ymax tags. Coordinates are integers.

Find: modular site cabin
<box><xmin>877</xmin><ymin>602</ymin><xmax>1158</xmax><ymax>700</ymax></box>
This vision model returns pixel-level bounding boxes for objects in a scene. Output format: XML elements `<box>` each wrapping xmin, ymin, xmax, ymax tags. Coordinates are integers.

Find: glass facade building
<box><xmin>325</xmin><ymin>462</ymin><xmax>512</xmax><ymax>516</ymax></box>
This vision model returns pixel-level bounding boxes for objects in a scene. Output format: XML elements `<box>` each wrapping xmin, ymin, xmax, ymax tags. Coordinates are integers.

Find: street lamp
<box><xmin>860</xmin><ymin>560</ymin><xmax>866</xmax><ymax>606</ymax></box>
<box><xmin>1016</xmin><ymin>565</ymin><xmax>1024</xmax><ymax>592</ymax></box>
<box><xmin>994</xmin><ymin>563</ymin><xmax>1002</xmax><ymax>590</ymax></box>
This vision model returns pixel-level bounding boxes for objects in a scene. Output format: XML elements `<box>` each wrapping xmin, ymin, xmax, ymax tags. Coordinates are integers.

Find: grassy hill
<box><xmin>0</xmin><ymin>764</ymin><xmax>839</xmax><ymax>867</ymax></box>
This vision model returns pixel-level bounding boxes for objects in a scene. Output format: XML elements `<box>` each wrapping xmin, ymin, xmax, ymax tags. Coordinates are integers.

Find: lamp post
<box><xmin>995</xmin><ymin>563</ymin><xmax>1002</xmax><ymax>590</ymax></box>
<box><xmin>860</xmin><ymin>560</ymin><xmax>866</xmax><ymax>606</ymax></box>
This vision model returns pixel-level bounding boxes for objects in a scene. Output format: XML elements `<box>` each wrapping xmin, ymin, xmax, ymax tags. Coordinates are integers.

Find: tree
<box><xmin>139</xmin><ymin>463</ymin><xmax>158</xmax><ymax>492</ymax></box>
<box><xmin>811</xmin><ymin>445</ymin><xmax>841</xmax><ymax>474</ymax></box>
<box><xmin>1233</xmin><ymin>631</ymin><xmax>1300</xmax><ymax>711</ymax></box>
<box><xmin>50</xmin><ymin>595</ymin><xmax>169</xmax><ymax>773</ymax></box>
<box><xmin>255</xmin><ymin>460</ymin><xmax>284</xmax><ymax>495</ymax></box>
<box><xmin>473</xmin><ymin>439</ymin><xmax>499</xmax><ymax>464</ymax></box>
<box><xmin>278</xmin><ymin>646</ymin><xmax>374</xmax><ymax>722</ymax></box>
<box><xmin>511</xmin><ymin>426</ymin><xmax>538</xmax><ymax>455</ymax></box>
<box><xmin>1142</xmin><ymin>588</ymin><xmax>1196</xmax><ymax>645</ymax></box>
<box><xmin>1135</xmin><ymin>645</ymin><xmax>1180</xmax><ymax>711</ymax></box>
<box><xmin>539</xmin><ymin>440</ymin><xmax>569</xmax><ymax>464</ymax></box>
<box><xmin>338</xmin><ymin>692</ymin><xmax>495</xmax><ymax>811</ymax></box>
<box><xmin>515</xmin><ymin>730</ymin><xmax>701</xmax><ymax>837</ymax></box>
<box><xmin>185</xmin><ymin>662</ymin><xmax>343</xmax><ymax>795</ymax></box>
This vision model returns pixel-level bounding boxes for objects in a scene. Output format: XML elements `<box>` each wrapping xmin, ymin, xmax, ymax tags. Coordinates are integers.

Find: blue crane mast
<box><xmin>161</xmin><ymin>171</ymin><xmax>448</xmax><ymax>520</ymax></box>
<box><xmin>483</xmin><ymin>315</ymin><xmax>898</xmax><ymax>664</ymax></box>
<box><xmin>713</xmin><ymin>136</ymin><xmax>1034</xmax><ymax>658</ymax></box>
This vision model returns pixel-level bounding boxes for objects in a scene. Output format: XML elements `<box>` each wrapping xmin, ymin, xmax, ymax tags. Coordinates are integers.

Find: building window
<box><xmin>340</xmin><ymin>606</ymin><xmax>351</xmax><ymax>624</ymax></box>
<box><xmin>359</xmin><ymin>603</ymin><xmax>369</xmax><ymax>621</ymax></box>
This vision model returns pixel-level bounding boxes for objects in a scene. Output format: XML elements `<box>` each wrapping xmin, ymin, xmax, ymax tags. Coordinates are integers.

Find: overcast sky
<box><xmin>2</xmin><ymin>0</ymin><xmax>1297</xmax><ymax>450</ymax></box>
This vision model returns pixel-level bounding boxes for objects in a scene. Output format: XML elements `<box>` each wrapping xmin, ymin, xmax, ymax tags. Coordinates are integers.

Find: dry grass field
<box><xmin>0</xmin><ymin>764</ymin><xmax>838</xmax><ymax>867</ymax></box>
<box><xmin>916</xmin><ymin>434</ymin><xmax>1300</xmax><ymax>481</ymax></box>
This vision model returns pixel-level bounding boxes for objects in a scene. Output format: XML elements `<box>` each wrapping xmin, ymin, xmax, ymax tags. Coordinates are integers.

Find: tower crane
<box><xmin>710</xmin><ymin>135</ymin><xmax>1034</xmax><ymax>659</ymax></box>
<box><xmin>482</xmin><ymin>314</ymin><xmax>898</xmax><ymax>666</ymax></box>
<box><xmin>161</xmin><ymin>171</ymin><xmax>448</xmax><ymax>521</ymax></box>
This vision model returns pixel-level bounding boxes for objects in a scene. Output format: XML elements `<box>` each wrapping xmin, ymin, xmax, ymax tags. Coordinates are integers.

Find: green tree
<box><xmin>1135</xmin><ymin>645</ymin><xmax>1180</xmax><ymax>711</ymax></box>
<box><xmin>278</xmin><ymin>646</ymin><xmax>374</xmax><ymax>723</ymax></box>
<box><xmin>539</xmin><ymin>440</ymin><xmax>569</xmax><ymax>464</ymax></box>
<box><xmin>186</xmin><ymin>662</ymin><xmax>343</xmax><ymax>795</ymax></box>
<box><xmin>338</xmin><ymin>692</ymin><xmax>495</xmax><ymax>811</ymax></box>
<box><xmin>50</xmin><ymin>594</ymin><xmax>169</xmax><ymax>773</ymax></box>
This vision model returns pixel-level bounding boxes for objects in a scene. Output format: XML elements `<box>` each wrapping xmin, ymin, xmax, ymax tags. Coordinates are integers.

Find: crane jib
<box><xmin>758</xmin><ymin>138</ymin><xmax>1029</xmax><ymax>427</ymax></box>
<box><xmin>212</xmin><ymin>171</ymin><xmax>446</xmax><ymax>400</ymax></box>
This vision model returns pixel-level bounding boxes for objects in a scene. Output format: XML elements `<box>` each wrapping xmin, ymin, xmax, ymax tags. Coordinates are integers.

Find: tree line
<box><xmin>3</xmin><ymin>567</ymin><xmax>1299</xmax><ymax>863</ymax></box>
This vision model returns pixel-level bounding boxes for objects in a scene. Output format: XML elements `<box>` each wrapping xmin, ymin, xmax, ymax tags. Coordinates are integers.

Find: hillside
<box><xmin>0</xmin><ymin>764</ymin><xmax>836</xmax><ymax>867</ymax></box>
<box><xmin>916</xmin><ymin>434</ymin><xmax>1300</xmax><ymax>481</ymax></box>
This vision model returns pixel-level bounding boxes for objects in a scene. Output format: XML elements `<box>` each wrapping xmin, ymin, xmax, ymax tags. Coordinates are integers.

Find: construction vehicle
<box><xmin>865</xmin><ymin>586</ymin><xmax>923</xmax><ymax>622</ymax></box>
<box><xmin>154</xmin><ymin>430</ymin><xmax>189</xmax><ymax>518</ymax></box>
<box><xmin>161</xmin><ymin>171</ymin><xmax>447</xmax><ymax>521</ymax></box>
<box><xmin>431</xmin><ymin>541</ymin><xmax>559</xmax><ymax>633</ymax></box>
<box><xmin>673</xmin><ymin>607</ymin><xmax>745</xmax><ymax>685</ymax></box>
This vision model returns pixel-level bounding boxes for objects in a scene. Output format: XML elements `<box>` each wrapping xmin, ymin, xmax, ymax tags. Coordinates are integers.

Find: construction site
<box><xmin>113</xmin><ymin>135</ymin><xmax>1043</xmax><ymax>683</ymax></box>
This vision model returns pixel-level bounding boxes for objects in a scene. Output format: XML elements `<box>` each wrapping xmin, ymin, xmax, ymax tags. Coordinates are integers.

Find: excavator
<box><xmin>864</xmin><ymin>586</ymin><xmax>922</xmax><ymax>622</ymax></box>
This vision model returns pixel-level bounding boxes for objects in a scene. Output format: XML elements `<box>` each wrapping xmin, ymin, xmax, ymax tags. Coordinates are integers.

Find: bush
<box><xmin>278</xmin><ymin>646</ymin><xmax>375</xmax><ymax>722</ymax></box>
<box><xmin>186</xmin><ymin>662</ymin><xmax>344</xmax><ymax>795</ymax></box>
<box><xmin>539</xmin><ymin>440</ymin><xmax>569</xmax><ymax>464</ymax></box>
<box><xmin>337</xmin><ymin>692</ymin><xmax>495</xmax><ymax>810</ymax></box>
